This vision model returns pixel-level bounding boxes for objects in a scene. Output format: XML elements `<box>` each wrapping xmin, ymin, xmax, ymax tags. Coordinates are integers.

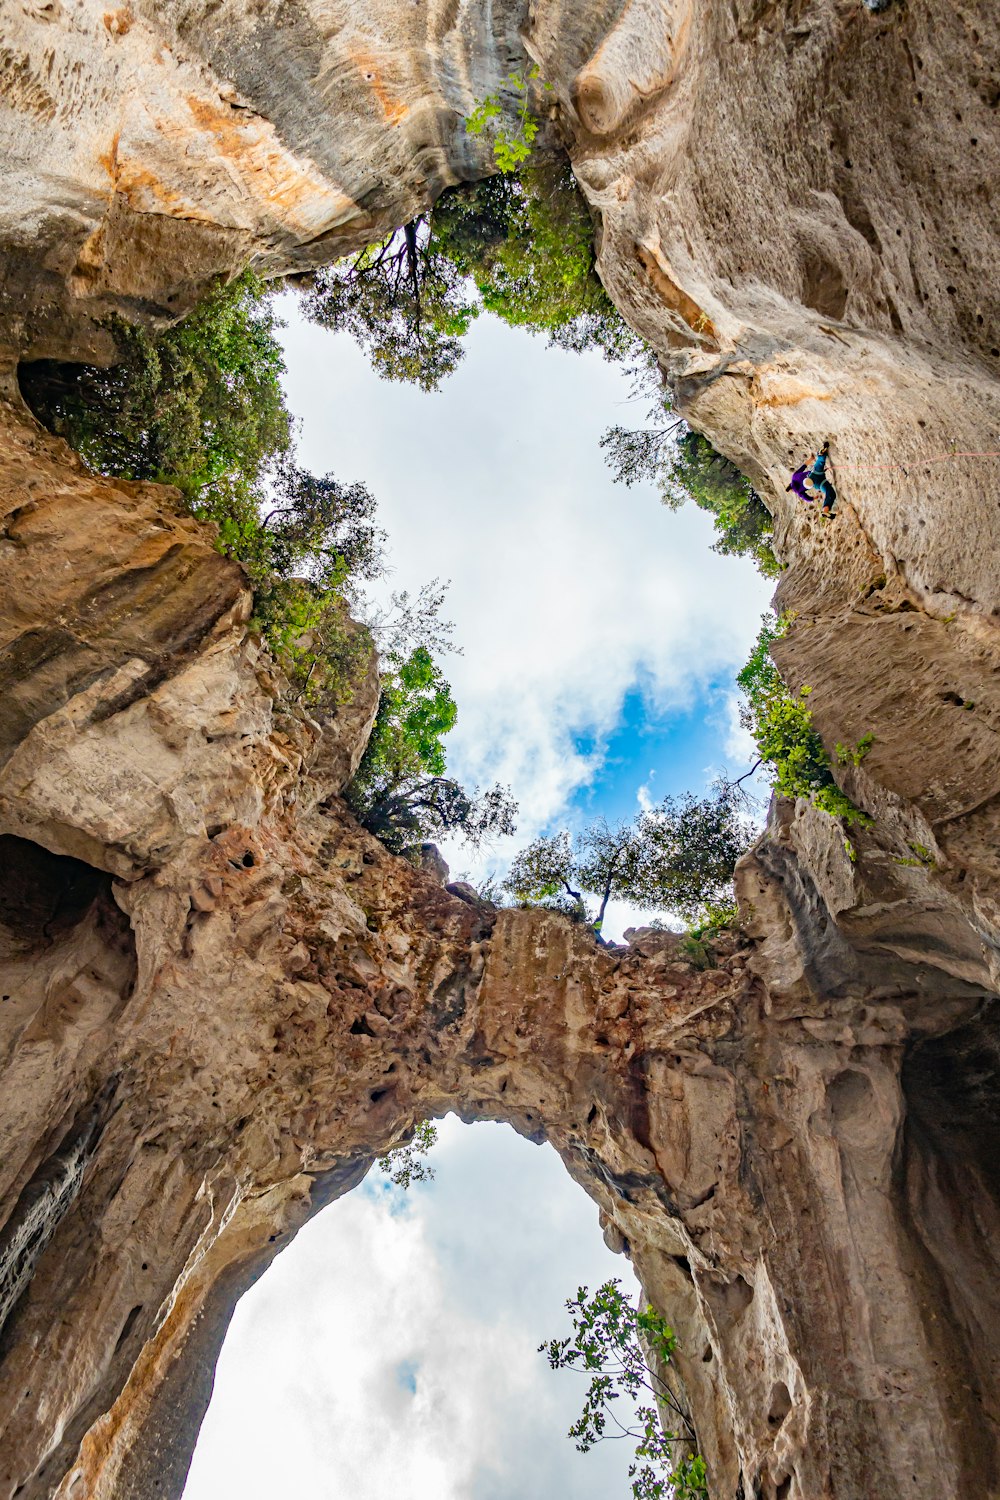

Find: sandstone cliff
<box><xmin>1</xmin><ymin>0</ymin><xmax>999</xmax><ymax>1497</ymax></box>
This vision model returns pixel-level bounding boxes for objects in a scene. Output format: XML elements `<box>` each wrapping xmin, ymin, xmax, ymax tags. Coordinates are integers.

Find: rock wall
<box><xmin>0</xmin><ymin>410</ymin><xmax>997</xmax><ymax>1500</ymax></box>
<box><xmin>1</xmin><ymin>0</ymin><xmax>999</xmax><ymax>1496</ymax></box>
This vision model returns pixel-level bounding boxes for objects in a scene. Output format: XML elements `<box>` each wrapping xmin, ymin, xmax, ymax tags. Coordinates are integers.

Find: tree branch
<box><xmin>732</xmin><ymin>758</ymin><xmax>762</xmax><ymax>788</ymax></box>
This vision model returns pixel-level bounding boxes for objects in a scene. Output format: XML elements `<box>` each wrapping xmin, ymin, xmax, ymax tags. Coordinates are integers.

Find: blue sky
<box><xmin>275</xmin><ymin>300</ymin><xmax>770</xmax><ymax>932</ymax></box>
<box><xmin>569</xmin><ymin>680</ymin><xmax>750</xmax><ymax>827</ymax></box>
<box><xmin>183</xmin><ymin>301</ymin><xmax>772</xmax><ymax>1500</ymax></box>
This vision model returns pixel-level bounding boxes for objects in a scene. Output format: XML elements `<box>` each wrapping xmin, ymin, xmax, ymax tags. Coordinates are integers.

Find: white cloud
<box><xmin>636</xmin><ymin>771</ymin><xmax>657</xmax><ymax>814</ymax></box>
<box><xmin>183</xmin><ymin>1121</ymin><xmax>642</xmax><ymax>1500</ymax></box>
<box><xmin>722</xmin><ymin>690</ymin><xmax>757</xmax><ymax>768</ymax></box>
<box><xmin>184</xmin><ymin>305</ymin><xmax>769</xmax><ymax>1498</ymax></box>
<box><xmin>277</xmin><ymin>305</ymin><xmax>772</xmax><ymax>898</ymax></box>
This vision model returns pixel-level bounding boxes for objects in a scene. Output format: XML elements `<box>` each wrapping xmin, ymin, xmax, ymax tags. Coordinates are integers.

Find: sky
<box><xmin>183</xmin><ymin>303</ymin><xmax>771</xmax><ymax>1499</ymax></box>
<box><xmin>183</xmin><ymin>1120</ymin><xmax>643</xmax><ymax>1500</ymax></box>
<box><xmin>276</xmin><ymin>304</ymin><xmax>769</xmax><ymax>937</ymax></box>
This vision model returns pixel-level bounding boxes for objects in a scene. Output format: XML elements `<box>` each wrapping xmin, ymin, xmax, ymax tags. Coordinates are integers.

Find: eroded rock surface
<box><xmin>0</xmin><ymin>407</ymin><xmax>995</xmax><ymax>1500</ymax></box>
<box><xmin>1</xmin><ymin>0</ymin><xmax>999</xmax><ymax>1495</ymax></box>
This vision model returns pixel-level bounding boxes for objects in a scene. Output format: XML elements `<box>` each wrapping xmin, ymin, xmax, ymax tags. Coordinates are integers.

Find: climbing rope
<box><xmin>830</xmin><ymin>449</ymin><xmax>1000</xmax><ymax>471</ymax></box>
<box><xmin>775</xmin><ymin>448</ymin><xmax>1000</xmax><ymax>482</ymax></box>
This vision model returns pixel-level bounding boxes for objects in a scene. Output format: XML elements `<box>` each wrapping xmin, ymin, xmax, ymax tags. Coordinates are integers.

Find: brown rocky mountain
<box><xmin>0</xmin><ymin>0</ymin><xmax>998</xmax><ymax>1495</ymax></box>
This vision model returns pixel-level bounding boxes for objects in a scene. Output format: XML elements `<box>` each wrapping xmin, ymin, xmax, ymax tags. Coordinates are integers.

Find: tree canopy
<box><xmin>504</xmin><ymin>784</ymin><xmax>756</xmax><ymax>933</ymax></box>
<box><xmin>18</xmin><ymin>271</ymin><xmax>393</xmax><ymax>712</ymax></box>
<box><xmin>540</xmin><ymin>1280</ymin><xmax>708</xmax><ymax>1500</ymax></box>
<box><xmin>345</xmin><ymin>645</ymin><xmax>517</xmax><ymax>854</ymax></box>
<box><xmin>21</xmin><ymin>269</ymin><xmax>292</xmax><ymax>494</ymax></box>
<box><xmin>602</xmin><ymin>420</ymin><xmax>780</xmax><ymax>578</ymax></box>
<box><xmin>301</xmin><ymin>161</ymin><xmax>639</xmax><ymax>392</ymax></box>
<box><xmin>737</xmin><ymin>614</ymin><xmax>870</xmax><ymax>826</ymax></box>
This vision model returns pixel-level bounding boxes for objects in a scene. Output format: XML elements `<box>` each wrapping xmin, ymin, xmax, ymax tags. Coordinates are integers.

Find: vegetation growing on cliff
<box><xmin>19</xmin><ymin>274</ymin><xmax>514</xmax><ymax>855</ymax></box>
<box><xmin>504</xmin><ymin>785</ymin><xmax>755</xmax><ymax>934</ymax></box>
<box><xmin>738</xmin><ymin>614</ymin><xmax>871</xmax><ymax>825</ymax></box>
<box><xmin>21</xmin><ymin>269</ymin><xmax>292</xmax><ymax>493</ymax></box>
<box><xmin>541</xmin><ymin>1281</ymin><xmax>708</xmax><ymax>1499</ymax></box>
<box><xmin>345</xmin><ymin>645</ymin><xmax>517</xmax><ymax>854</ymax></box>
<box><xmin>465</xmin><ymin>66</ymin><xmax>550</xmax><ymax>171</ymax></box>
<box><xmin>301</xmin><ymin>158</ymin><xmax>639</xmax><ymax>391</ymax></box>
<box><xmin>602</xmin><ymin>420</ymin><xmax>780</xmax><ymax>578</ymax></box>
<box><xmin>376</xmin><ymin>1120</ymin><xmax>438</xmax><ymax>1188</ymax></box>
<box><xmin>19</xmin><ymin>272</ymin><xmax>396</xmax><ymax>711</ymax></box>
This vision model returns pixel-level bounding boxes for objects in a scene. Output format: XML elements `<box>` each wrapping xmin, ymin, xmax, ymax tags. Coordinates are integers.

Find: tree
<box><xmin>455</xmin><ymin>158</ymin><xmax>640</xmax><ymax>364</ymax></box>
<box><xmin>505</xmin><ymin>786</ymin><xmax>756</xmax><ymax>935</ymax></box>
<box><xmin>502</xmin><ymin>831</ymin><xmax>590</xmax><ymax>922</ymax></box>
<box><xmin>633</xmin><ymin>786</ymin><xmax>757</xmax><ymax>923</ymax></box>
<box><xmin>345</xmin><ymin>646</ymin><xmax>517</xmax><ymax>853</ymax></box>
<box><xmin>602</xmin><ymin>419</ymin><xmax>780</xmax><ymax>578</ymax></box>
<box><xmin>257</xmin><ymin>462</ymin><xmax>386</xmax><ymax>590</ymax></box>
<box><xmin>376</xmin><ymin>1120</ymin><xmax>438</xmax><ymax>1188</ymax></box>
<box><xmin>19</xmin><ymin>272</ymin><xmax>392</xmax><ymax>712</ymax></box>
<box><xmin>505</xmin><ymin>823</ymin><xmax>644</xmax><ymax>937</ymax></box>
<box><xmin>540</xmin><ymin>1280</ymin><xmax>708</xmax><ymax>1500</ymax></box>
<box><xmin>20</xmin><ymin>269</ymin><xmax>292</xmax><ymax>493</ymax></box>
<box><xmin>301</xmin><ymin>160</ymin><xmax>639</xmax><ymax>391</ymax></box>
<box><xmin>737</xmin><ymin>614</ymin><xmax>870</xmax><ymax>827</ymax></box>
<box><xmin>301</xmin><ymin>220</ymin><xmax>478</xmax><ymax>391</ymax></box>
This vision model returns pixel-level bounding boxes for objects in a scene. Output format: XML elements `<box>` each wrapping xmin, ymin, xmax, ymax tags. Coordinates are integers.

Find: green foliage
<box><xmin>539</xmin><ymin>1280</ymin><xmax>707</xmax><ymax>1500</ymax></box>
<box><xmin>466</xmin><ymin>158</ymin><xmax>640</xmax><ymax>363</ymax></box>
<box><xmin>893</xmin><ymin>841</ymin><xmax>936</xmax><ymax>870</ymax></box>
<box><xmin>20</xmin><ymin>273</ymin><xmax>389</xmax><ymax>716</ymax></box>
<box><xmin>602</xmin><ymin>419</ymin><xmax>780</xmax><ymax>578</ymax></box>
<box><xmin>376</xmin><ymin>1120</ymin><xmax>438</xmax><ymax>1188</ymax></box>
<box><xmin>504</xmin><ymin>831</ymin><xmax>589</xmax><ymax>919</ymax></box>
<box><xmin>301</xmin><ymin>222</ymin><xmax>478</xmax><ymax>391</ymax></box>
<box><xmin>673</xmin><ymin>431</ymin><xmax>780</xmax><ymax>577</ymax></box>
<box><xmin>835</xmin><ymin>732</ymin><xmax>874</xmax><ymax>767</ymax></box>
<box><xmin>302</xmin><ymin>161</ymin><xmax>637</xmax><ymax>390</ymax></box>
<box><xmin>683</xmin><ymin>894</ymin><xmax>742</xmax><ymax>966</ymax></box>
<box><xmin>505</xmin><ymin>783</ymin><xmax>755</xmax><ymax>933</ymax></box>
<box><xmin>637</xmin><ymin>787</ymin><xmax>756</xmax><ymax>924</ymax></box>
<box><xmin>465</xmin><ymin>66</ymin><xmax>552</xmax><ymax>171</ymax></box>
<box><xmin>346</xmin><ymin>645</ymin><xmax>517</xmax><ymax>853</ymax></box>
<box><xmin>738</xmin><ymin>614</ymin><xmax>871</xmax><ymax>827</ymax></box>
<box><xmin>21</xmin><ymin>269</ymin><xmax>292</xmax><ymax>494</ymax></box>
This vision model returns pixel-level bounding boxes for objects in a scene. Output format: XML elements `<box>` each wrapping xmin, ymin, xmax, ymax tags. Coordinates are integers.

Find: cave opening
<box><xmin>0</xmin><ymin>833</ymin><xmax>135</xmax><ymax>977</ymax></box>
<box><xmin>181</xmin><ymin>1119</ymin><xmax>643</xmax><ymax>1500</ymax></box>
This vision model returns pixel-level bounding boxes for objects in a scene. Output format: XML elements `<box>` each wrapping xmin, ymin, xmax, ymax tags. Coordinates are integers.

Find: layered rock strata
<box><xmin>0</xmin><ymin>0</ymin><xmax>999</xmax><ymax>1495</ymax></box>
<box><xmin>0</xmin><ymin>407</ymin><xmax>996</xmax><ymax>1500</ymax></box>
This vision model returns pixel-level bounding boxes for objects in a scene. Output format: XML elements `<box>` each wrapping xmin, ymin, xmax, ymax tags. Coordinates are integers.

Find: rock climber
<box><xmin>787</xmin><ymin>442</ymin><xmax>837</xmax><ymax>517</ymax></box>
<box><xmin>807</xmin><ymin>442</ymin><xmax>837</xmax><ymax>517</ymax></box>
<box><xmin>786</xmin><ymin>464</ymin><xmax>813</xmax><ymax>502</ymax></box>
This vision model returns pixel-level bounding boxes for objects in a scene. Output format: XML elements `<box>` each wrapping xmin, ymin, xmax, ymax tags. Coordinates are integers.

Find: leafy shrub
<box><xmin>738</xmin><ymin>614</ymin><xmax>870</xmax><ymax>825</ymax></box>
<box><xmin>345</xmin><ymin>646</ymin><xmax>517</xmax><ymax>852</ymax></box>
<box><xmin>602</xmin><ymin>420</ymin><xmax>780</xmax><ymax>578</ymax></box>
<box><xmin>20</xmin><ymin>269</ymin><xmax>292</xmax><ymax>493</ymax></box>
<box><xmin>19</xmin><ymin>275</ymin><xmax>388</xmax><ymax>710</ymax></box>
<box><xmin>376</xmin><ymin>1120</ymin><xmax>438</xmax><ymax>1188</ymax></box>
<box><xmin>540</xmin><ymin>1280</ymin><xmax>708</xmax><ymax>1500</ymax></box>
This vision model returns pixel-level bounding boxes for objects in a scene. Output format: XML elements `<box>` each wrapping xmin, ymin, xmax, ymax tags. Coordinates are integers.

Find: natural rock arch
<box><xmin>0</xmin><ymin>0</ymin><xmax>999</xmax><ymax>1492</ymax></box>
<box><xmin>0</xmin><ymin>412</ymin><xmax>996</xmax><ymax>1500</ymax></box>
